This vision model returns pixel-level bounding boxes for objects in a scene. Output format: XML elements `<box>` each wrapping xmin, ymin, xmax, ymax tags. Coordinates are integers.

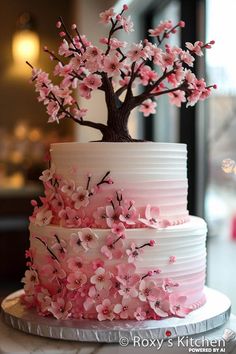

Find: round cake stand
<box><xmin>1</xmin><ymin>287</ymin><xmax>231</xmax><ymax>343</ymax></box>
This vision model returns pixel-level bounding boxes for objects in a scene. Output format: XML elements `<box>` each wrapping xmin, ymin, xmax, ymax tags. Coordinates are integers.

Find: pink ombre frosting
<box><xmin>50</xmin><ymin>142</ymin><xmax>189</xmax><ymax>225</ymax></box>
<box><xmin>22</xmin><ymin>142</ymin><xmax>207</xmax><ymax>321</ymax></box>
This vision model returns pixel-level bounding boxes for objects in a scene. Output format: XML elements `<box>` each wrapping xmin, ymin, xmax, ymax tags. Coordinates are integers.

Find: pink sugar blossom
<box><xmin>34</xmin><ymin>208</ymin><xmax>53</xmax><ymax>226</ymax></box>
<box><xmin>168</xmin><ymin>90</ymin><xmax>186</xmax><ymax>107</ymax></box>
<box><xmin>180</xmin><ymin>50</ymin><xmax>194</xmax><ymax>67</ymax></box>
<box><xmin>118</xmin><ymin>283</ymin><xmax>139</xmax><ymax>298</ymax></box>
<box><xmin>119</xmin><ymin>203</ymin><xmax>137</xmax><ymax>225</ymax></box>
<box><xmin>60</xmin><ymin>179</ymin><xmax>75</xmax><ymax>196</ymax></box>
<box><xmin>169</xmin><ymin>294</ymin><xmax>191</xmax><ymax>317</ymax></box>
<box><xmin>71</xmin><ymin>186</ymin><xmax>89</xmax><ymax>209</ymax></box>
<box><xmin>92</xmin><ymin>258</ymin><xmax>104</xmax><ymax>270</ymax></box>
<box><xmin>72</xmin><ymin>108</ymin><xmax>88</xmax><ymax>121</ymax></box>
<box><xmin>48</xmin><ymin>297</ymin><xmax>72</xmax><ymax>319</ymax></box>
<box><xmin>120</xmin><ymin>16</ymin><xmax>134</xmax><ymax>33</ymax></box>
<box><xmin>85</xmin><ymin>286</ymin><xmax>109</xmax><ymax>311</ymax></box>
<box><xmin>96</xmin><ymin>299</ymin><xmax>114</xmax><ymax>321</ymax></box>
<box><xmin>109</xmin><ymin>38</ymin><xmax>127</xmax><ymax>50</ymax></box>
<box><xmin>169</xmin><ymin>255</ymin><xmax>176</xmax><ymax>264</ymax></box>
<box><xmin>126</xmin><ymin>242</ymin><xmax>142</xmax><ymax>263</ymax></box>
<box><xmin>149</xmin><ymin>289</ymin><xmax>169</xmax><ymax>317</ymax></box>
<box><xmin>185</xmin><ymin>41</ymin><xmax>203</xmax><ymax>56</ymax></box>
<box><xmin>51</xmin><ymin>236</ymin><xmax>67</xmax><ymax>257</ymax></box>
<box><xmin>22</xmin><ymin>269</ymin><xmax>39</xmax><ymax>293</ymax></box>
<box><xmin>39</xmin><ymin>164</ymin><xmax>56</xmax><ymax>182</ymax></box>
<box><xmin>161</xmin><ymin>51</ymin><xmax>176</xmax><ymax>69</ymax></box>
<box><xmin>58</xmin><ymin>39</ymin><xmax>72</xmax><ymax>57</ymax></box>
<box><xmin>105</xmin><ymin>205</ymin><xmax>123</xmax><ymax>228</ymax></box>
<box><xmin>66</xmin><ymin>271</ymin><xmax>87</xmax><ymax>291</ymax></box>
<box><xmin>90</xmin><ymin>267</ymin><xmax>112</xmax><ymax>291</ymax></box>
<box><xmin>46</xmin><ymin>101</ymin><xmax>60</xmax><ymax>123</ymax></box>
<box><xmin>139</xmin><ymin>99</ymin><xmax>157</xmax><ymax>117</ymax></box>
<box><xmin>78</xmin><ymin>83</ymin><xmax>91</xmax><ymax>99</ymax></box>
<box><xmin>101</xmin><ymin>234</ymin><xmax>123</xmax><ymax>260</ymax></box>
<box><xmin>78</xmin><ymin>228</ymin><xmax>98</xmax><ymax>250</ymax></box>
<box><xmin>50</xmin><ymin>193</ymin><xmax>64</xmax><ymax>212</ymax></box>
<box><xmin>167</xmin><ymin>67</ymin><xmax>185</xmax><ymax>86</ymax></box>
<box><xmin>67</xmin><ymin>256</ymin><xmax>84</xmax><ymax>271</ymax></box>
<box><xmin>59</xmin><ymin>207</ymin><xmax>81</xmax><ymax>227</ymax></box>
<box><xmin>103</xmin><ymin>55</ymin><xmax>123</xmax><ymax>77</ymax></box>
<box><xmin>41</xmin><ymin>260</ymin><xmax>66</xmax><ymax>282</ymax></box>
<box><xmin>127</xmin><ymin>42</ymin><xmax>145</xmax><ymax>62</ymax></box>
<box><xmin>37</xmin><ymin>288</ymin><xmax>51</xmax><ymax>313</ymax></box>
<box><xmin>99</xmin><ymin>7</ymin><xmax>115</xmax><ymax>24</ymax></box>
<box><xmin>139</xmin><ymin>204</ymin><xmax>171</xmax><ymax>229</ymax></box>
<box><xmin>113</xmin><ymin>298</ymin><xmax>132</xmax><ymax>319</ymax></box>
<box><xmin>83</xmin><ymin>74</ymin><xmax>102</xmax><ymax>90</ymax></box>
<box><xmin>139</xmin><ymin>65</ymin><xmax>158</xmax><ymax>86</ymax></box>
<box><xmin>111</xmin><ymin>222</ymin><xmax>126</xmax><ymax>236</ymax></box>
<box><xmin>149</xmin><ymin>20</ymin><xmax>173</xmax><ymax>37</ymax></box>
<box><xmin>69</xmin><ymin>231</ymin><xmax>83</xmax><ymax>250</ymax></box>
<box><xmin>116</xmin><ymin>263</ymin><xmax>140</xmax><ymax>287</ymax></box>
<box><xmin>134</xmin><ymin>306</ymin><xmax>147</xmax><ymax>321</ymax></box>
<box><xmin>162</xmin><ymin>278</ymin><xmax>179</xmax><ymax>293</ymax></box>
<box><xmin>186</xmin><ymin>90</ymin><xmax>201</xmax><ymax>107</ymax></box>
<box><xmin>139</xmin><ymin>279</ymin><xmax>160</xmax><ymax>302</ymax></box>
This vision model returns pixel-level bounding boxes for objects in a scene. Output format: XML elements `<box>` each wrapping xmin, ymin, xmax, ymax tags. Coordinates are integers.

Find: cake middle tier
<box><xmin>49</xmin><ymin>142</ymin><xmax>189</xmax><ymax>225</ymax></box>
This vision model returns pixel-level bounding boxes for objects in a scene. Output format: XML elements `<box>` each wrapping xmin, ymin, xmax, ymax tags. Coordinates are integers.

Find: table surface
<box><xmin>0</xmin><ymin>313</ymin><xmax>236</xmax><ymax>354</ymax></box>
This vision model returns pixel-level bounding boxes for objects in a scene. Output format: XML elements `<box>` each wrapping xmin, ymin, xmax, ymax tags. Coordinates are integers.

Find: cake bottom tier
<box><xmin>22</xmin><ymin>216</ymin><xmax>207</xmax><ymax>321</ymax></box>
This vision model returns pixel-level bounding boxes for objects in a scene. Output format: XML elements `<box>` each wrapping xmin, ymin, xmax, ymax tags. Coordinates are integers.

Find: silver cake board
<box><xmin>1</xmin><ymin>287</ymin><xmax>231</xmax><ymax>343</ymax></box>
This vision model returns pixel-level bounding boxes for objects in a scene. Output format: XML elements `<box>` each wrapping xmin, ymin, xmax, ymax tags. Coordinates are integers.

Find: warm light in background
<box><xmin>12</xmin><ymin>29</ymin><xmax>39</xmax><ymax>65</ymax></box>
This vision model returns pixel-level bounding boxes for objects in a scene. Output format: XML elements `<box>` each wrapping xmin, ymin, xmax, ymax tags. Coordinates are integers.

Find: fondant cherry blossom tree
<box><xmin>27</xmin><ymin>5</ymin><xmax>216</xmax><ymax>142</ymax></box>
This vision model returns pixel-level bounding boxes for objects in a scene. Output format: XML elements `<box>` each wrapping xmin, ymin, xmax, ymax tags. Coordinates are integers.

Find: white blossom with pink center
<box><xmin>185</xmin><ymin>41</ymin><xmax>204</xmax><ymax>56</ymax></box>
<box><xmin>78</xmin><ymin>228</ymin><xmax>98</xmax><ymax>251</ymax></box>
<box><xmin>67</xmin><ymin>256</ymin><xmax>84</xmax><ymax>271</ymax></box>
<box><xmin>113</xmin><ymin>298</ymin><xmax>132</xmax><ymax>319</ymax></box>
<box><xmin>119</xmin><ymin>204</ymin><xmax>137</xmax><ymax>225</ymax></box>
<box><xmin>71</xmin><ymin>186</ymin><xmax>89</xmax><ymax>209</ymax></box>
<box><xmin>149</xmin><ymin>289</ymin><xmax>169</xmax><ymax>317</ymax></box>
<box><xmin>48</xmin><ymin>297</ymin><xmax>72</xmax><ymax>320</ymax></box>
<box><xmin>90</xmin><ymin>267</ymin><xmax>112</xmax><ymax>291</ymax></box>
<box><xmin>126</xmin><ymin>242</ymin><xmax>142</xmax><ymax>263</ymax></box>
<box><xmin>139</xmin><ymin>204</ymin><xmax>171</xmax><ymax>229</ymax></box>
<box><xmin>66</xmin><ymin>271</ymin><xmax>87</xmax><ymax>291</ymax></box>
<box><xmin>105</xmin><ymin>205</ymin><xmax>123</xmax><ymax>228</ymax></box>
<box><xmin>96</xmin><ymin>298</ymin><xmax>115</xmax><ymax>321</ymax></box>
<box><xmin>60</xmin><ymin>179</ymin><xmax>76</xmax><ymax>196</ymax></box>
<box><xmin>22</xmin><ymin>269</ymin><xmax>39</xmax><ymax>293</ymax></box>
<box><xmin>34</xmin><ymin>208</ymin><xmax>53</xmax><ymax>226</ymax></box>
<box><xmin>99</xmin><ymin>7</ymin><xmax>115</xmax><ymax>24</ymax></box>
<box><xmin>39</xmin><ymin>164</ymin><xmax>56</xmax><ymax>182</ymax></box>
<box><xmin>139</xmin><ymin>279</ymin><xmax>160</xmax><ymax>302</ymax></box>
<box><xmin>169</xmin><ymin>294</ymin><xmax>191</xmax><ymax>317</ymax></box>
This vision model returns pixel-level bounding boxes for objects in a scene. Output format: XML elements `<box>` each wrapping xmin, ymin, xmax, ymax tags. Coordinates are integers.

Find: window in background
<box><xmin>205</xmin><ymin>0</ymin><xmax>236</xmax><ymax>313</ymax></box>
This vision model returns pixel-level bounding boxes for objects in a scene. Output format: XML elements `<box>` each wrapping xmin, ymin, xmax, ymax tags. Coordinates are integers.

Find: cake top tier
<box><xmin>29</xmin><ymin>141</ymin><xmax>189</xmax><ymax>228</ymax></box>
<box><xmin>50</xmin><ymin>142</ymin><xmax>187</xmax><ymax>181</ymax></box>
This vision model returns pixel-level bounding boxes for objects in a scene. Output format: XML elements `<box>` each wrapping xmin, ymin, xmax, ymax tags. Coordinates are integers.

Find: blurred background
<box><xmin>0</xmin><ymin>0</ymin><xmax>235</xmax><ymax>312</ymax></box>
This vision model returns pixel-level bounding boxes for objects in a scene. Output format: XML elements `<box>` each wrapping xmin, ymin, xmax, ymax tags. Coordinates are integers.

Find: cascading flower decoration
<box><xmin>27</xmin><ymin>4</ymin><xmax>216</xmax><ymax>142</ymax></box>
